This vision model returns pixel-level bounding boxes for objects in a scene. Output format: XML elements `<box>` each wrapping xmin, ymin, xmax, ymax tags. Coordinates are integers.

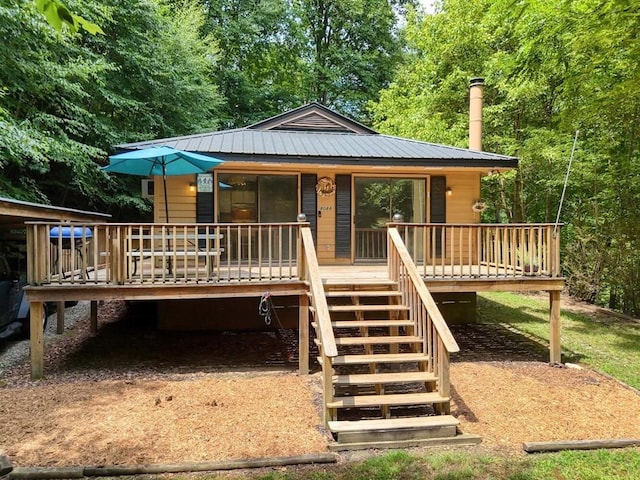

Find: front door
<box><xmin>354</xmin><ymin>177</ymin><xmax>427</xmax><ymax>261</ymax></box>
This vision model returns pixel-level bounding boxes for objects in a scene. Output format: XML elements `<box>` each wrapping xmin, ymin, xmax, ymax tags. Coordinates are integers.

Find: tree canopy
<box><xmin>0</xmin><ymin>0</ymin><xmax>223</xmax><ymax>217</ymax></box>
<box><xmin>370</xmin><ymin>0</ymin><xmax>640</xmax><ymax>314</ymax></box>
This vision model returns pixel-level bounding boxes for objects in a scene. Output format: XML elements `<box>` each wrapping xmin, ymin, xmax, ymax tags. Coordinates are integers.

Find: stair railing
<box><xmin>299</xmin><ymin>225</ymin><xmax>337</xmax><ymax>424</ymax></box>
<box><xmin>387</xmin><ymin>227</ymin><xmax>459</xmax><ymax>407</ymax></box>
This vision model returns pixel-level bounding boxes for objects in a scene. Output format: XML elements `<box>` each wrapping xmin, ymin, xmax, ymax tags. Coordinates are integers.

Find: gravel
<box><xmin>0</xmin><ymin>302</ymin><xmax>89</xmax><ymax>379</ymax></box>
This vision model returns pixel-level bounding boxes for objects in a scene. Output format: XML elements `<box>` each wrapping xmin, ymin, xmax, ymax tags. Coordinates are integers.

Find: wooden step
<box><xmin>334</xmin><ymin>335</ymin><xmax>421</xmax><ymax>346</ymax></box>
<box><xmin>329</xmin><ymin>433</ymin><xmax>482</xmax><ymax>452</ymax></box>
<box><xmin>328</xmin><ymin>304</ymin><xmax>409</xmax><ymax>312</ymax></box>
<box><xmin>331</xmin><ymin>320</ymin><xmax>414</xmax><ymax>328</ymax></box>
<box><xmin>333</xmin><ymin>371</ymin><xmax>437</xmax><ymax>386</ymax></box>
<box><xmin>324</xmin><ymin>290</ymin><xmax>402</xmax><ymax>298</ymax></box>
<box><xmin>329</xmin><ymin>415</ymin><xmax>458</xmax><ymax>433</ymax></box>
<box><xmin>323</xmin><ymin>280</ymin><xmax>397</xmax><ymax>288</ymax></box>
<box><xmin>329</xmin><ymin>415</ymin><xmax>458</xmax><ymax>444</ymax></box>
<box><xmin>331</xmin><ymin>352</ymin><xmax>430</xmax><ymax>365</ymax></box>
<box><xmin>327</xmin><ymin>391</ymin><xmax>448</xmax><ymax>408</ymax></box>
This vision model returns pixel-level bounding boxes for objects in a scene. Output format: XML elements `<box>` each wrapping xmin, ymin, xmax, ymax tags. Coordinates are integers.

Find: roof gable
<box><xmin>247</xmin><ymin>102</ymin><xmax>376</xmax><ymax>134</ymax></box>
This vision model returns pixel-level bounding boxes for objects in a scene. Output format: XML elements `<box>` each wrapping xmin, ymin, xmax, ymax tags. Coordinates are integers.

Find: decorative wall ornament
<box><xmin>472</xmin><ymin>200</ymin><xmax>487</xmax><ymax>213</ymax></box>
<box><xmin>316</xmin><ymin>176</ymin><xmax>336</xmax><ymax>197</ymax></box>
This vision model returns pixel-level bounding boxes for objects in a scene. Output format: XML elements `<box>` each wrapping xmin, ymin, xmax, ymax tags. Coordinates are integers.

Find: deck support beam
<box><xmin>298</xmin><ymin>294</ymin><xmax>309</xmax><ymax>374</ymax></box>
<box><xmin>56</xmin><ymin>301</ymin><xmax>65</xmax><ymax>334</ymax></box>
<box><xmin>30</xmin><ymin>301</ymin><xmax>45</xmax><ymax>380</ymax></box>
<box><xmin>90</xmin><ymin>301</ymin><xmax>98</xmax><ymax>334</ymax></box>
<box><xmin>549</xmin><ymin>290</ymin><xmax>561</xmax><ymax>364</ymax></box>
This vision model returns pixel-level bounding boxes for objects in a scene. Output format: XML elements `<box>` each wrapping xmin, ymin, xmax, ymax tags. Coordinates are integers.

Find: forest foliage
<box><xmin>370</xmin><ymin>0</ymin><xmax>640</xmax><ymax>315</ymax></box>
<box><xmin>0</xmin><ymin>0</ymin><xmax>638</xmax><ymax>314</ymax></box>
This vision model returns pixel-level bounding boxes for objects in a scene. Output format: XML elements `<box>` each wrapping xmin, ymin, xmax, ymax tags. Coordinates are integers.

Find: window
<box><xmin>217</xmin><ymin>174</ymin><xmax>298</xmax><ymax>223</ymax></box>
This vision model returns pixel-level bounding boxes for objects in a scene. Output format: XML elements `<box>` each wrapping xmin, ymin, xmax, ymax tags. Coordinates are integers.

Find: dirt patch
<box><xmin>1</xmin><ymin>300</ymin><xmax>639</xmax><ymax>467</ymax></box>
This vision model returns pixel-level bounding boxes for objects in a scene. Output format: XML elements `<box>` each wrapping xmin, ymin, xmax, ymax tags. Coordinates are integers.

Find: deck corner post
<box><xmin>298</xmin><ymin>293</ymin><xmax>309</xmax><ymax>374</ymax></box>
<box><xmin>56</xmin><ymin>301</ymin><xmax>65</xmax><ymax>334</ymax></box>
<box><xmin>549</xmin><ymin>290</ymin><xmax>562</xmax><ymax>364</ymax></box>
<box><xmin>29</xmin><ymin>301</ymin><xmax>45</xmax><ymax>380</ymax></box>
<box><xmin>90</xmin><ymin>300</ymin><xmax>98</xmax><ymax>334</ymax></box>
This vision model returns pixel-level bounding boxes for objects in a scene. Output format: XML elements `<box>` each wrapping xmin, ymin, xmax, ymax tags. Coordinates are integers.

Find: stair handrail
<box><xmin>299</xmin><ymin>226</ymin><xmax>338</xmax><ymax>358</ymax></box>
<box><xmin>387</xmin><ymin>227</ymin><xmax>459</xmax><ymax>354</ymax></box>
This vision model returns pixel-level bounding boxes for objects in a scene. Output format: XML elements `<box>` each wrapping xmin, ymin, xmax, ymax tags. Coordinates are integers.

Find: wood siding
<box><xmin>155</xmin><ymin>168</ymin><xmax>484</xmax><ymax>263</ymax></box>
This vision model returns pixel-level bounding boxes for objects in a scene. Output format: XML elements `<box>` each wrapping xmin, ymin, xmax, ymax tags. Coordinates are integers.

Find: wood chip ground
<box><xmin>1</xmin><ymin>300</ymin><xmax>639</xmax><ymax>467</ymax></box>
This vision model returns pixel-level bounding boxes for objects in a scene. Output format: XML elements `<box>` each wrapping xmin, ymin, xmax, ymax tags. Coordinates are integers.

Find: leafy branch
<box><xmin>34</xmin><ymin>0</ymin><xmax>103</xmax><ymax>35</ymax></box>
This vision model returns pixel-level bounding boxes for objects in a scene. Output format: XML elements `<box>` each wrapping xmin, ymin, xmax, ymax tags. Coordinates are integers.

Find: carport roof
<box><xmin>0</xmin><ymin>196</ymin><xmax>111</xmax><ymax>228</ymax></box>
<box><xmin>117</xmin><ymin>103</ymin><xmax>518</xmax><ymax>169</ymax></box>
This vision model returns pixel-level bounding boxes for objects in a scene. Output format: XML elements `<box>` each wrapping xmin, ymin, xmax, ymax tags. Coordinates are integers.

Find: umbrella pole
<box><xmin>162</xmin><ymin>166</ymin><xmax>173</xmax><ymax>274</ymax></box>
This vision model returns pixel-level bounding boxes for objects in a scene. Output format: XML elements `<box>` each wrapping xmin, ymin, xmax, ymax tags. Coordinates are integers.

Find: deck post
<box><xmin>56</xmin><ymin>301</ymin><xmax>65</xmax><ymax>334</ymax></box>
<box><xmin>298</xmin><ymin>293</ymin><xmax>309</xmax><ymax>374</ymax></box>
<box><xmin>90</xmin><ymin>301</ymin><xmax>98</xmax><ymax>334</ymax></box>
<box><xmin>30</xmin><ymin>301</ymin><xmax>45</xmax><ymax>379</ymax></box>
<box><xmin>549</xmin><ymin>290</ymin><xmax>562</xmax><ymax>364</ymax></box>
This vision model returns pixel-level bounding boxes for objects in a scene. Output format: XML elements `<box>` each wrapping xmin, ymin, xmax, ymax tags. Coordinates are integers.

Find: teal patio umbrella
<box><xmin>104</xmin><ymin>146</ymin><xmax>224</xmax><ymax>222</ymax></box>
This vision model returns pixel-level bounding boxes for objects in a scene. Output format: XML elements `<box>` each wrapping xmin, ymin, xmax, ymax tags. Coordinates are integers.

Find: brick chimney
<box><xmin>469</xmin><ymin>77</ymin><xmax>484</xmax><ymax>151</ymax></box>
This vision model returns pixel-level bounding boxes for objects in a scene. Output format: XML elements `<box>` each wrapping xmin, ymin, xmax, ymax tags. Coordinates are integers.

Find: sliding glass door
<box><xmin>354</xmin><ymin>177</ymin><xmax>426</xmax><ymax>261</ymax></box>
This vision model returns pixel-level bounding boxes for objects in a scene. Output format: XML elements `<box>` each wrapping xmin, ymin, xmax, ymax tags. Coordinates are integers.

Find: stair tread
<box><xmin>327</xmin><ymin>391</ymin><xmax>448</xmax><ymax>408</ymax></box>
<box><xmin>328</xmin><ymin>415</ymin><xmax>458</xmax><ymax>433</ymax></box>
<box><xmin>331</xmin><ymin>320</ymin><xmax>414</xmax><ymax>328</ymax></box>
<box><xmin>332</xmin><ymin>353</ymin><xmax>430</xmax><ymax>365</ymax></box>
<box><xmin>324</xmin><ymin>290</ymin><xmax>402</xmax><ymax>298</ymax></box>
<box><xmin>323</xmin><ymin>280</ymin><xmax>397</xmax><ymax>287</ymax></box>
<box><xmin>328</xmin><ymin>433</ymin><xmax>482</xmax><ymax>452</ymax></box>
<box><xmin>335</xmin><ymin>335</ymin><xmax>421</xmax><ymax>345</ymax></box>
<box><xmin>333</xmin><ymin>371</ymin><xmax>437</xmax><ymax>385</ymax></box>
<box><xmin>328</xmin><ymin>304</ymin><xmax>409</xmax><ymax>312</ymax></box>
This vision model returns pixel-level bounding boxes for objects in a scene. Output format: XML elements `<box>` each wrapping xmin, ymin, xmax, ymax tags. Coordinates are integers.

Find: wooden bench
<box><xmin>126</xmin><ymin>233</ymin><xmax>223</xmax><ymax>276</ymax></box>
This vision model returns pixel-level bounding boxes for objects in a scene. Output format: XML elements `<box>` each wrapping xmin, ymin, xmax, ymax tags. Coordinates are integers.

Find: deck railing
<box><xmin>26</xmin><ymin>222</ymin><xmax>562</xmax><ymax>286</ymax></box>
<box><xmin>359</xmin><ymin>223</ymin><xmax>561</xmax><ymax>278</ymax></box>
<box><xmin>299</xmin><ymin>226</ymin><xmax>337</xmax><ymax>425</ymax></box>
<box><xmin>387</xmin><ymin>227</ymin><xmax>459</xmax><ymax>408</ymax></box>
<box><xmin>26</xmin><ymin>222</ymin><xmax>301</xmax><ymax>285</ymax></box>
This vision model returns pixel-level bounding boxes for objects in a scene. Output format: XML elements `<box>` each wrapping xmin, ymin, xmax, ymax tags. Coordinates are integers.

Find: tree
<box><xmin>0</xmin><ymin>0</ymin><xmax>223</xmax><ymax>219</ymax></box>
<box><xmin>198</xmin><ymin>0</ymin><xmax>307</xmax><ymax>128</ymax></box>
<box><xmin>294</xmin><ymin>0</ymin><xmax>403</xmax><ymax>121</ymax></box>
<box><xmin>370</xmin><ymin>0</ymin><xmax>640</xmax><ymax>314</ymax></box>
<box><xmin>195</xmin><ymin>0</ymin><xmax>406</xmax><ymax>127</ymax></box>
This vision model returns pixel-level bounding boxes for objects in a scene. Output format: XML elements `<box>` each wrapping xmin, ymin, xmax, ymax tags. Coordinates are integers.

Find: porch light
<box><xmin>189</xmin><ymin>182</ymin><xmax>196</xmax><ymax>192</ymax></box>
<box><xmin>446</xmin><ymin>186</ymin><xmax>453</xmax><ymax>196</ymax></box>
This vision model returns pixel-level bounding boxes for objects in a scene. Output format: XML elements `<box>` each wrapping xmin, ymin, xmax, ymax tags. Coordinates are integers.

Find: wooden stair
<box><xmin>310</xmin><ymin>281</ymin><xmax>481</xmax><ymax>450</ymax></box>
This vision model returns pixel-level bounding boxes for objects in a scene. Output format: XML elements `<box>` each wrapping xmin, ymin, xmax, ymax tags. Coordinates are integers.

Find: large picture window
<box><xmin>217</xmin><ymin>174</ymin><xmax>298</xmax><ymax>223</ymax></box>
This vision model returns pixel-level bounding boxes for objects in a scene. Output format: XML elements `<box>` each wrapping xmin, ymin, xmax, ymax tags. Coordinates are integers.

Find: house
<box><xmin>24</xmin><ymin>81</ymin><xmax>564</xmax><ymax>450</ymax></box>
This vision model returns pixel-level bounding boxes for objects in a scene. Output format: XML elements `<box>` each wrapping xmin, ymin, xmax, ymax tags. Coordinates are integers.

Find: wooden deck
<box><xmin>24</xmin><ymin>222</ymin><xmax>564</xmax><ymax>380</ymax></box>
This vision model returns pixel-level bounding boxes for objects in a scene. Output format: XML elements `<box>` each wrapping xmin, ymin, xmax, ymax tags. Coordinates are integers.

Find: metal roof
<box><xmin>117</xmin><ymin>103</ymin><xmax>518</xmax><ymax>168</ymax></box>
<box><xmin>119</xmin><ymin>130</ymin><xmax>516</xmax><ymax>167</ymax></box>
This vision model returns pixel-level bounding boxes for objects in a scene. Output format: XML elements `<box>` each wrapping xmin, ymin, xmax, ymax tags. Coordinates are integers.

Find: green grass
<box><xmin>198</xmin><ymin>449</ymin><xmax>640</xmax><ymax>479</ymax></box>
<box><xmin>477</xmin><ymin>291</ymin><xmax>640</xmax><ymax>389</ymax></box>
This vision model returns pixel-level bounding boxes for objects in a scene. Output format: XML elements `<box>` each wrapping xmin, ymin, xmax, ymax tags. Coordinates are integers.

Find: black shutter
<box><xmin>196</xmin><ymin>174</ymin><xmax>215</xmax><ymax>249</ymax></box>
<box><xmin>430</xmin><ymin>176</ymin><xmax>446</xmax><ymax>256</ymax></box>
<box><xmin>196</xmin><ymin>174</ymin><xmax>215</xmax><ymax>223</ymax></box>
<box><xmin>335</xmin><ymin>174</ymin><xmax>351</xmax><ymax>258</ymax></box>
<box><xmin>301</xmin><ymin>174</ymin><xmax>317</xmax><ymax>242</ymax></box>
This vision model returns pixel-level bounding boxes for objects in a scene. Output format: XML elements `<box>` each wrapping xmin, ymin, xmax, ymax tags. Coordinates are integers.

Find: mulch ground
<box><xmin>1</xmin><ymin>300</ymin><xmax>639</xmax><ymax>467</ymax></box>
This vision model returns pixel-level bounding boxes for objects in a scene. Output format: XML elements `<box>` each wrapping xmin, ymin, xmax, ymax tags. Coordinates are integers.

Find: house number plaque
<box><xmin>197</xmin><ymin>173</ymin><xmax>213</xmax><ymax>193</ymax></box>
